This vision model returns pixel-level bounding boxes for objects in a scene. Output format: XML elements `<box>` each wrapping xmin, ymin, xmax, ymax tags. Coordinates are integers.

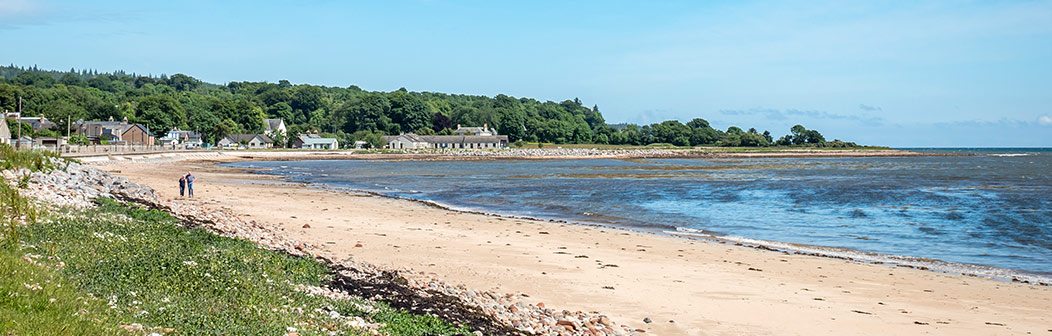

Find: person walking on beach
<box><xmin>178</xmin><ymin>175</ymin><xmax>186</xmax><ymax>197</ymax></box>
<box><xmin>185</xmin><ymin>171</ymin><xmax>196</xmax><ymax>198</ymax></box>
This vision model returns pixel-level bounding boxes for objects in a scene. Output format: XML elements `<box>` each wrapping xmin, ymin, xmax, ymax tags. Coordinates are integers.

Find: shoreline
<box><xmin>234</xmin><ymin>162</ymin><xmax>1052</xmax><ymax>286</ymax></box>
<box><xmin>97</xmin><ymin>153</ymin><xmax>1052</xmax><ymax>335</ymax></box>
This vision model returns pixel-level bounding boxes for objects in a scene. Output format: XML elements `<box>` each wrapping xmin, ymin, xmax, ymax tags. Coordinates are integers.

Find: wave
<box><xmin>989</xmin><ymin>153</ymin><xmax>1031</xmax><ymax>157</ymax></box>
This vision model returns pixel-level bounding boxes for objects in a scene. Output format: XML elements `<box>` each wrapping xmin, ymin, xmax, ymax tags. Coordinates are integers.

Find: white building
<box><xmin>263</xmin><ymin>119</ymin><xmax>287</xmax><ymax>137</ymax></box>
<box><xmin>294</xmin><ymin>134</ymin><xmax>339</xmax><ymax>149</ymax></box>
<box><xmin>218</xmin><ymin>134</ymin><xmax>274</xmax><ymax>149</ymax></box>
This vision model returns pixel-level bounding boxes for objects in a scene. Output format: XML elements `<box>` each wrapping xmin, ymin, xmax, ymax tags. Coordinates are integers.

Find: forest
<box><xmin>0</xmin><ymin>65</ymin><xmax>859</xmax><ymax>148</ymax></box>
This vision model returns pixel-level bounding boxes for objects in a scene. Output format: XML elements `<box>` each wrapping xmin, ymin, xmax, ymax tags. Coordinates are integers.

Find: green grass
<box><xmin>0</xmin><ymin>143</ymin><xmax>66</xmax><ymax>172</ymax></box>
<box><xmin>0</xmin><ymin>250</ymin><xmax>121</xmax><ymax>335</ymax></box>
<box><xmin>16</xmin><ymin>198</ymin><xmax>473</xmax><ymax>335</ymax></box>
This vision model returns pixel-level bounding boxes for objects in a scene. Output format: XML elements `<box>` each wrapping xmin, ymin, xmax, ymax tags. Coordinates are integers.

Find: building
<box><xmin>17</xmin><ymin>114</ymin><xmax>58</xmax><ymax>131</ymax></box>
<box><xmin>121</xmin><ymin>124</ymin><xmax>155</xmax><ymax>145</ymax></box>
<box><xmin>293</xmin><ymin>134</ymin><xmax>339</xmax><ymax>149</ymax></box>
<box><xmin>382</xmin><ymin>125</ymin><xmax>508</xmax><ymax>149</ymax></box>
<box><xmin>33</xmin><ymin>137</ymin><xmax>67</xmax><ymax>148</ymax></box>
<box><xmin>159</xmin><ymin>129</ymin><xmax>204</xmax><ymax>148</ymax></box>
<box><xmin>383</xmin><ymin>134</ymin><xmax>509</xmax><ymax>149</ymax></box>
<box><xmin>73</xmin><ymin>118</ymin><xmax>155</xmax><ymax>145</ymax></box>
<box><xmin>0</xmin><ymin>118</ymin><xmax>10</xmax><ymax>145</ymax></box>
<box><xmin>263</xmin><ymin>119</ymin><xmax>287</xmax><ymax>137</ymax></box>
<box><xmin>453</xmin><ymin>124</ymin><xmax>494</xmax><ymax>136</ymax></box>
<box><xmin>217</xmin><ymin>134</ymin><xmax>274</xmax><ymax>149</ymax></box>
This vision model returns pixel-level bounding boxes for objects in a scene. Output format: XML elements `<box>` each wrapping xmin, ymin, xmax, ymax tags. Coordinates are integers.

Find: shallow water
<box><xmin>229</xmin><ymin>149</ymin><xmax>1052</xmax><ymax>275</ymax></box>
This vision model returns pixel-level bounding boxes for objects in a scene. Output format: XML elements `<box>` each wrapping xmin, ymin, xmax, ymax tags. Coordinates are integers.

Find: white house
<box><xmin>263</xmin><ymin>119</ymin><xmax>287</xmax><ymax>137</ymax></box>
<box><xmin>294</xmin><ymin>134</ymin><xmax>339</xmax><ymax>149</ymax></box>
<box><xmin>383</xmin><ymin>134</ymin><xmax>509</xmax><ymax>149</ymax></box>
<box><xmin>218</xmin><ymin>134</ymin><xmax>274</xmax><ymax>149</ymax></box>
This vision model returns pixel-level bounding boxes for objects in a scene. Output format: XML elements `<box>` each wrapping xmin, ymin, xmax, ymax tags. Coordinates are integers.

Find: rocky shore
<box><xmin>5</xmin><ymin>158</ymin><xmax>633</xmax><ymax>336</ymax></box>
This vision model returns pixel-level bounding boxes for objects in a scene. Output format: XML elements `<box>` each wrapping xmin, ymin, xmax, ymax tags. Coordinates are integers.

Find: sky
<box><xmin>1</xmin><ymin>0</ymin><xmax>1050</xmax><ymax>147</ymax></box>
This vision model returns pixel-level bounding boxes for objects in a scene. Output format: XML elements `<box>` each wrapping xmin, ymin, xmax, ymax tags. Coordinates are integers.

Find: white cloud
<box><xmin>1039</xmin><ymin>116</ymin><xmax>1052</xmax><ymax>126</ymax></box>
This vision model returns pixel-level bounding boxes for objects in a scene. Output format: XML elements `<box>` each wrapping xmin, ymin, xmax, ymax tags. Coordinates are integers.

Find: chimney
<box><xmin>457</xmin><ymin>124</ymin><xmax>461</xmax><ymax>129</ymax></box>
<box><xmin>483</xmin><ymin>123</ymin><xmax>487</xmax><ymax>130</ymax></box>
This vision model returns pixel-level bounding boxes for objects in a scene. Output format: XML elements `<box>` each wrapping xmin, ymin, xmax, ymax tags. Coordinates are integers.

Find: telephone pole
<box><xmin>16</xmin><ymin>96</ymin><xmax>22</xmax><ymax>150</ymax></box>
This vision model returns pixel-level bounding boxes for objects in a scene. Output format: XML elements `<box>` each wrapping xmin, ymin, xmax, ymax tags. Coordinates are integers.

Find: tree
<box><xmin>431</xmin><ymin>112</ymin><xmax>452</xmax><ymax>131</ymax></box>
<box><xmin>136</xmin><ymin>94</ymin><xmax>185</xmax><ymax>135</ymax></box>
<box><xmin>68</xmin><ymin>133</ymin><xmax>89</xmax><ymax>145</ymax></box>
<box><xmin>726</xmin><ymin>126</ymin><xmax>744</xmax><ymax>135</ymax></box>
<box><xmin>388</xmin><ymin>90</ymin><xmax>431</xmax><ymax>132</ymax></box>
<box><xmin>686</xmin><ymin>118</ymin><xmax>710</xmax><ymax>129</ymax></box>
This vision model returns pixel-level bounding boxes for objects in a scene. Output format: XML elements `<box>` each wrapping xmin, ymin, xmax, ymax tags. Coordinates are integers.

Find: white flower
<box><xmin>183</xmin><ymin>260</ymin><xmax>197</xmax><ymax>266</ymax></box>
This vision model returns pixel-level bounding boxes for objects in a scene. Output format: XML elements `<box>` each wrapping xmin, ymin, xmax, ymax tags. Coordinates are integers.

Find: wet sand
<box><xmin>100</xmin><ymin>155</ymin><xmax>1051</xmax><ymax>335</ymax></box>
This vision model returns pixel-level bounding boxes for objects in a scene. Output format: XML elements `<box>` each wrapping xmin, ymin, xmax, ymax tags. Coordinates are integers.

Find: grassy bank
<box><xmin>1</xmin><ymin>146</ymin><xmax>473</xmax><ymax>335</ymax></box>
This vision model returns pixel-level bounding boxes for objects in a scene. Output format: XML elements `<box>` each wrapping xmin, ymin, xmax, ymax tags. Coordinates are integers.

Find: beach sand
<box><xmin>101</xmin><ymin>155</ymin><xmax>1052</xmax><ymax>335</ymax></box>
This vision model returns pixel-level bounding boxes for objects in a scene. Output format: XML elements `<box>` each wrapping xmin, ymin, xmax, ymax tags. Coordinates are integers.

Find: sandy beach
<box><xmin>98</xmin><ymin>152</ymin><xmax>1052</xmax><ymax>335</ymax></box>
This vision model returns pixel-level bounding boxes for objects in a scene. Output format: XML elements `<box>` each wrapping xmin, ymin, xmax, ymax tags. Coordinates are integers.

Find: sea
<box><xmin>227</xmin><ymin>148</ymin><xmax>1052</xmax><ymax>282</ymax></box>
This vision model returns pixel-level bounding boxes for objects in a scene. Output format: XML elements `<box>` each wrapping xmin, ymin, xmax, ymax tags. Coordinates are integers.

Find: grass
<box><xmin>3</xmin><ymin>198</ymin><xmax>474</xmax><ymax>335</ymax></box>
<box><xmin>1</xmin><ymin>145</ymin><xmax>473</xmax><ymax>335</ymax></box>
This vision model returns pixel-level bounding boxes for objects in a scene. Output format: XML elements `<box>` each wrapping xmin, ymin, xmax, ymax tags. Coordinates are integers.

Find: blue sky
<box><xmin>1</xmin><ymin>0</ymin><xmax>1050</xmax><ymax>146</ymax></box>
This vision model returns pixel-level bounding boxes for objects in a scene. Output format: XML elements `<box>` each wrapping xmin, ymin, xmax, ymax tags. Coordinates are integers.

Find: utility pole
<box><xmin>16</xmin><ymin>96</ymin><xmax>21</xmax><ymax>150</ymax></box>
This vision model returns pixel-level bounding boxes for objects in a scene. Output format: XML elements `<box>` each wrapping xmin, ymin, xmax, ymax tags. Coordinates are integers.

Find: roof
<box><xmin>384</xmin><ymin>134</ymin><xmax>508</xmax><ymax>144</ymax></box>
<box><xmin>298</xmin><ymin>134</ymin><xmax>337</xmax><ymax>144</ymax></box>
<box><xmin>18</xmin><ymin>116</ymin><xmax>57</xmax><ymax>130</ymax></box>
<box><xmin>0</xmin><ymin>118</ymin><xmax>10</xmax><ymax>138</ymax></box>
<box><xmin>264</xmin><ymin>119</ymin><xmax>285</xmax><ymax>131</ymax></box>
<box><xmin>120</xmin><ymin>124</ymin><xmax>154</xmax><ymax>137</ymax></box>
<box><xmin>225</xmin><ymin>134</ymin><xmax>273</xmax><ymax>143</ymax></box>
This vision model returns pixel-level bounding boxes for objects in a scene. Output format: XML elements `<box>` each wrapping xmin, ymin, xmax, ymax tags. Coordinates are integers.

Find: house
<box><xmin>0</xmin><ymin>118</ymin><xmax>10</xmax><ymax>145</ymax></box>
<box><xmin>293</xmin><ymin>134</ymin><xmax>339</xmax><ymax>149</ymax></box>
<box><xmin>159</xmin><ymin>129</ymin><xmax>204</xmax><ymax>148</ymax></box>
<box><xmin>218</xmin><ymin>134</ymin><xmax>274</xmax><ymax>149</ymax></box>
<box><xmin>18</xmin><ymin>114</ymin><xmax>58</xmax><ymax>131</ymax></box>
<box><xmin>452</xmin><ymin>124</ymin><xmax>494</xmax><ymax>136</ymax></box>
<box><xmin>263</xmin><ymin>119</ymin><xmax>287</xmax><ymax>137</ymax></box>
<box><xmin>383</xmin><ymin>134</ymin><xmax>509</xmax><ymax>149</ymax></box>
<box><xmin>73</xmin><ymin>118</ymin><xmax>154</xmax><ymax>145</ymax></box>
<box><xmin>121</xmin><ymin>124</ymin><xmax>155</xmax><ymax>145</ymax></box>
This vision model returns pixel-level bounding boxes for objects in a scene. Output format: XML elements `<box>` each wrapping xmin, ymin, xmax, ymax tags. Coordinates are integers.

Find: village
<box><xmin>0</xmin><ymin>112</ymin><xmax>509</xmax><ymax>153</ymax></box>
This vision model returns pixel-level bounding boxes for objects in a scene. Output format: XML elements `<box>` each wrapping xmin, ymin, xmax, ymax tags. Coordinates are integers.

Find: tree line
<box><xmin>0</xmin><ymin>65</ymin><xmax>861</xmax><ymax>148</ymax></box>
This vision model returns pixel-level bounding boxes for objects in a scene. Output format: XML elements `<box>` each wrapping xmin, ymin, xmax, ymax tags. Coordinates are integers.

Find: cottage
<box><xmin>294</xmin><ymin>134</ymin><xmax>339</xmax><ymax>149</ymax></box>
<box><xmin>263</xmin><ymin>119</ymin><xmax>287</xmax><ymax>137</ymax></box>
<box><xmin>218</xmin><ymin>134</ymin><xmax>274</xmax><ymax>149</ymax></box>
<box><xmin>383</xmin><ymin>134</ymin><xmax>509</xmax><ymax>149</ymax></box>
<box><xmin>383</xmin><ymin>125</ymin><xmax>508</xmax><ymax>149</ymax></box>
<box><xmin>0</xmin><ymin>118</ymin><xmax>10</xmax><ymax>145</ymax></box>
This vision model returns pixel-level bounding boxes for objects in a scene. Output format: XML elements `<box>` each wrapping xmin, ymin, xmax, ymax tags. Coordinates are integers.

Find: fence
<box><xmin>17</xmin><ymin>144</ymin><xmax>206</xmax><ymax>156</ymax></box>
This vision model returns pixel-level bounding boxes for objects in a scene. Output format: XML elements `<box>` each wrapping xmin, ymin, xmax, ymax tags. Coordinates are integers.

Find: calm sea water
<box><xmin>229</xmin><ymin>149</ymin><xmax>1052</xmax><ymax>276</ymax></box>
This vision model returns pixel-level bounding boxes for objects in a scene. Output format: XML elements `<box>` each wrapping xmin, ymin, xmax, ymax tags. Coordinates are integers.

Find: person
<box><xmin>178</xmin><ymin>176</ymin><xmax>186</xmax><ymax>197</ymax></box>
<box><xmin>185</xmin><ymin>171</ymin><xmax>196</xmax><ymax>198</ymax></box>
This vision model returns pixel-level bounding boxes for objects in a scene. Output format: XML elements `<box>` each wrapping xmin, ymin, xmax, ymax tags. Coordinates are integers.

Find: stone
<box><xmin>643</xmin><ymin>317</ymin><xmax>652</xmax><ymax>323</ymax></box>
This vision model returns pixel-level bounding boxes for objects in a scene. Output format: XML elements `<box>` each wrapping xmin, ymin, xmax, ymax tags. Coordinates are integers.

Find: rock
<box><xmin>643</xmin><ymin>317</ymin><xmax>652</xmax><ymax>323</ymax></box>
<box><xmin>302</xmin><ymin>224</ymin><xmax>311</xmax><ymax>228</ymax></box>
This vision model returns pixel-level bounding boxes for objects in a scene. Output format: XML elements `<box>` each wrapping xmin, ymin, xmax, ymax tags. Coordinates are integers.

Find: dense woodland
<box><xmin>0</xmin><ymin>65</ymin><xmax>859</xmax><ymax>148</ymax></box>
